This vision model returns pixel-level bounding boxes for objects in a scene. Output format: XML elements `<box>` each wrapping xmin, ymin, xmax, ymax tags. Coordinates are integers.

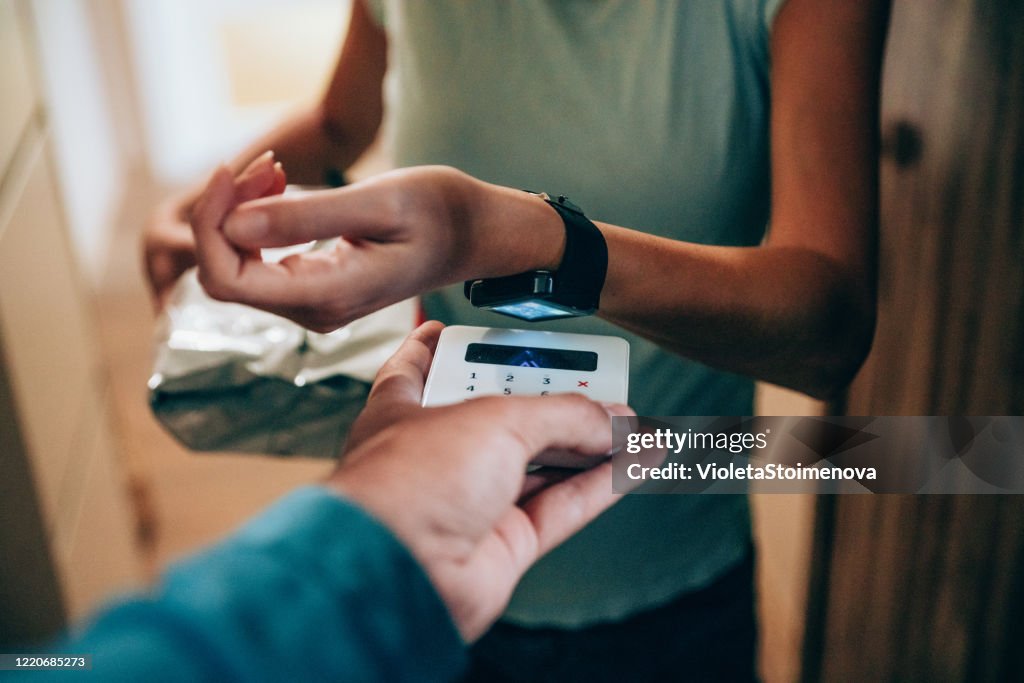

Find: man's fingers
<box><xmin>475</xmin><ymin>462</ymin><xmax>619</xmax><ymax>581</ymax></box>
<box><xmin>519</xmin><ymin>461</ymin><xmax>618</xmax><ymax>558</ymax></box>
<box><xmin>493</xmin><ymin>396</ymin><xmax>634</xmax><ymax>470</ymax></box>
<box><xmin>343</xmin><ymin>321</ymin><xmax>443</xmax><ymax>454</ymax></box>
<box><xmin>223</xmin><ymin>182</ymin><xmax>399</xmax><ymax>248</ymax></box>
<box><xmin>520</xmin><ymin>468</ymin><xmax>576</xmax><ymax>500</ymax></box>
<box><xmin>367</xmin><ymin>321</ymin><xmax>444</xmax><ymax>407</ymax></box>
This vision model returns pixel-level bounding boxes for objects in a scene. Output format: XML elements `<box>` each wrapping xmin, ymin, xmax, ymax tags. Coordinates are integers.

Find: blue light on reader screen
<box><xmin>509</xmin><ymin>349</ymin><xmax>542</xmax><ymax>367</ymax></box>
<box><xmin>465</xmin><ymin>343</ymin><xmax>598</xmax><ymax>371</ymax></box>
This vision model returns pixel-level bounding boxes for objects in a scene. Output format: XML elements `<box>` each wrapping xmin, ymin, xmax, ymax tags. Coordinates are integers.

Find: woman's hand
<box><xmin>143</xmin><ymin>151</ymin><xmax>287</xmax><ymax>310</ymax></box>
<box><xmin>190</xmin><ymin>164</ymin><xmax>565</xmax><ymax>332</ymax></box>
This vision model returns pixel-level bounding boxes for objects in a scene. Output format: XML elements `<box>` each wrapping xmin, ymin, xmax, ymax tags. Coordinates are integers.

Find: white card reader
<box><xmin>422</xmin><ymin>327</ymin><xmax>629</xmax><ymax>467</ymax></box>
<box><xmin>423</xmin><ymin>325</ymin><xmax>629</xmax><ymax>406</ymax></box>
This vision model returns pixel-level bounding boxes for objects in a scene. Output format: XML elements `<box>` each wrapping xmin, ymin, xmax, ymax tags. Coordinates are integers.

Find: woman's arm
<box><xmin>229</xmin><ymin>0</ymin><xmax>387</xmax><ymax>184</ymax></box>
<box><xmin>194</xmin><ymin>0</ymin><xmax>890</xmax><ymax>400</ymax></box>
<box><xmin>144</xmin><ymin>0</ymin><xmax>386</xmax><ymax>309</ymax></box>
<box><xmin>598</xmin><ymin>0</ymin><xmax>889</xmax><ymax>397</ymax></box>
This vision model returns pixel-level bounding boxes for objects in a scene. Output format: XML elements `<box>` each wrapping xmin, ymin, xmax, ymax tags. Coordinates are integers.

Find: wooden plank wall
<box><xmin>803</xmin><ymin>1</ymin><xmax>1024</xmax><ymax>681</ymax></box>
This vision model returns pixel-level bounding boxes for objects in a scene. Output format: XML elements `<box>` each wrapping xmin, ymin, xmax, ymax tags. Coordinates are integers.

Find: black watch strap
<box><xmin>462</xmin><ymin>193</ymin><xmax>608</xmax><ymax>313</ymax></box>
<box><xmin>541</xmin><ymin>193</ymin><xmax>608</xmax><ymax>311</ymax></box>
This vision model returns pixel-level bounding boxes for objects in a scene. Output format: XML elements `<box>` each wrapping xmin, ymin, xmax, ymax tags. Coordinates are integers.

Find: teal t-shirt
<box><xmin>367</xmin><ymin>0</ymin><xmax>787</xmax><ymax>627</ymax></box>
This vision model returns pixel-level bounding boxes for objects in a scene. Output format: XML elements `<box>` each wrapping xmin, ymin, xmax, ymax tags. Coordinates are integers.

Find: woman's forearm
<box><xmin>597</xmin><ymin>228</ymin><xmax>875</xmax><ymax>399</ymax></box>
<box><xmin>464</xmin><ymin>177</ymin><xmax>875</xmax><ymax>400</ymax></box>
<box><xmin>230</xmin><ymin>104</ymin><xmax>376</xmax><ymax>188</ymax></box>
<box><xmin>194</xmin><ymin>166</ymin><xmax>875</xmax><ymax>400</ymax></box>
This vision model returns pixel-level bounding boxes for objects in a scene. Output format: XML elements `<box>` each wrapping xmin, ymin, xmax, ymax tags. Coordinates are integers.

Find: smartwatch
<box><xmin>464</xmin><ymin>193</ymin><xmax>608</xmax><ymax>322</ymax></box>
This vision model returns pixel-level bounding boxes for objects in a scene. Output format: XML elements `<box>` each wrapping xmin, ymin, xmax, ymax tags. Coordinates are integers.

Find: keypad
<box><xmin>464</xmin><ymin>369</ymin><xmax>594</xmax><ymax>397</ymax></box>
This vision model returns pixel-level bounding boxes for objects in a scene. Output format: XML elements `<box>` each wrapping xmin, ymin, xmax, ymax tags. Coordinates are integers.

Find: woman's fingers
<box><xmin>191</xmin><ymin>166</ymin><xmax>245</xmax><ymax>300</ymax></box>
<box><xmin>192</xmin><ymin>156</ymin><xmax>284</xmax><ymax>301</ymax></box>
<box><xmin>270</xmin><ymin>162</ymin><xmax>287</xmax><ymax>195</ymax></box>
<box><xmin>223</xmin><ymin>180</ymin><xmax>402</xmax><ymax>248</ymax></box>
<box><xmin>235</xmin><ymin>151</ymin><xmax>277</xmax><ymax>199</ymax></box>
<box><xmin>193</xmin><ymin>164</ymin><xmax>461</xmax><ymax>331</ymax></box>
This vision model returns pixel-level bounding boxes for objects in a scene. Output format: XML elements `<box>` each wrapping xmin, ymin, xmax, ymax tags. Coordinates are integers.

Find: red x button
<box><xmin>577</xmin><ymin>381</ymin><xmax>589</xmax><ymax>388</ymax></box>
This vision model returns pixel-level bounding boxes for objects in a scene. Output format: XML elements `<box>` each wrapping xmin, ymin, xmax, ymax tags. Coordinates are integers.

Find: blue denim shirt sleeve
<box><xmin>59</xmin><ymin>486</ymin><xmax>465</xmax><ymax>682</ymax></box>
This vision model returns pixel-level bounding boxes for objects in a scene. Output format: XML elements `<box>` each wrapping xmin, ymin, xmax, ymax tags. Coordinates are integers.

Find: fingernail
<box><xmin>225</xmin><ymin>209</ymin><xmax>269</xmax><ymax>242</ymax></box>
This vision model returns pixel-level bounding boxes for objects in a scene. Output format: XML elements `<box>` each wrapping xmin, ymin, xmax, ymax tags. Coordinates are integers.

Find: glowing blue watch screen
<box><xmin>465</xmin><ymin>343</ymin><xmax>598</xmax><ymax>371</ymax></box>
<box><xmin>489</xmin><ymin>301</ymin><xmax>576</xmax><ymax>321</ymax></box>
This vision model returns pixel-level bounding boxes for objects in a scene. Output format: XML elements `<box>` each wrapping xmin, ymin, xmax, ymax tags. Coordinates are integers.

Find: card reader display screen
<box><xmin>465</xmin><ymin>343</ymin><xmax>598</xmax><ymax>371</ymax></box>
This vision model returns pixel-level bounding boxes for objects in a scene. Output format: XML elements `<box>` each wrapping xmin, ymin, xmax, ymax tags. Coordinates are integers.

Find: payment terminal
<box><xmin>422</xmin><ymin>325</ymin><xmax>629</xmax><ymax>409</ymax></box>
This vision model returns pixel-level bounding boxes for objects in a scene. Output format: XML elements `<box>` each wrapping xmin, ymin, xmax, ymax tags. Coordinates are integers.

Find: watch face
<box><xmin>467</xmin><ymin>271</ymin><xmax>594</xmax><ymax>321</ymax></box>
<box><xmin>487</xmin><ymin>299</ymin><xmax>580</xmax><ymax>321</ymax></box>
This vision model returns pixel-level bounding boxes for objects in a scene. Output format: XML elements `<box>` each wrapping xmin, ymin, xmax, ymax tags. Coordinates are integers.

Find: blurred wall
<box><xmin>28</xmin><ymin>0</ymin><xmax>129</xmax><ymax>282</ymax></box>
<box><xmin>121</xmin><ymin>0</ymin><xmax>347</xmax><ymax>184</ymax></box>
<box><xmin>0</xmin><ymin>0</ymin><xmax>143</xmax><ymax>644</ymax></box>
<box><xmin>17</xmin><ymin>0</ymin><xmax>348</xmax><ymax>278</ymax></box>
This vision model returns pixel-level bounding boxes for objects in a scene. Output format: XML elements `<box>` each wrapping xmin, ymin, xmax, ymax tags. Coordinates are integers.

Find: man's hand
<box><xmin>326</xmin><ymin>321</ymin><xmax>632</xmax><ymax>641</ymax></box>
